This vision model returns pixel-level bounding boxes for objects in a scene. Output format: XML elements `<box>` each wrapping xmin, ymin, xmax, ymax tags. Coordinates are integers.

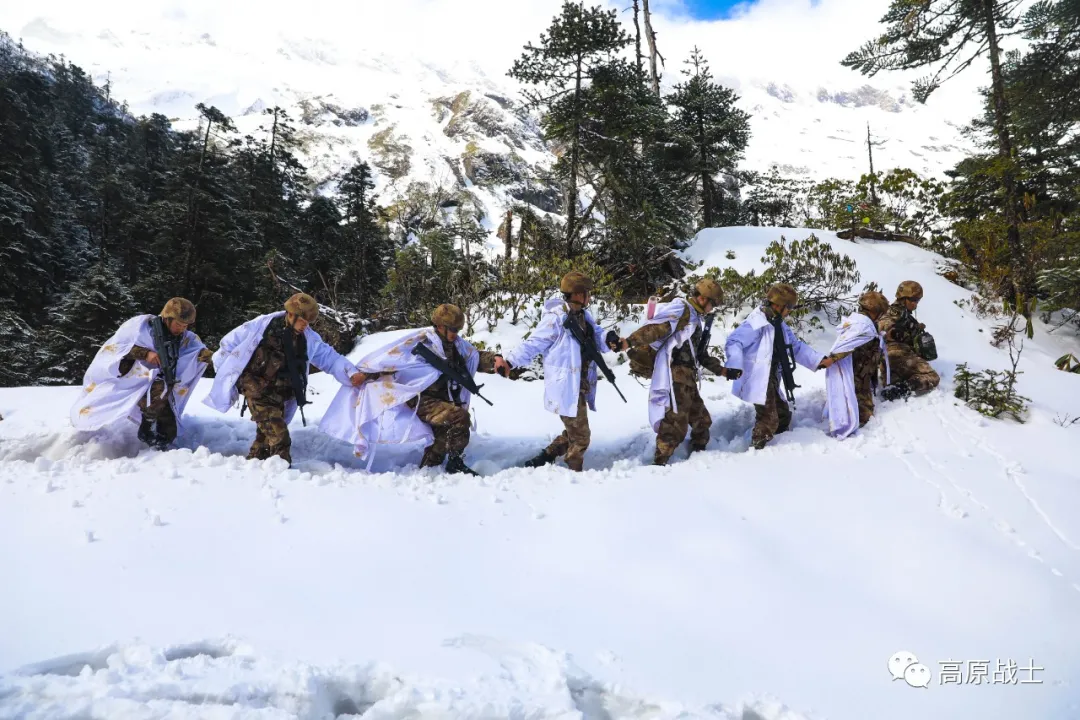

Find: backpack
<box><xmin>626</xmin><ymin>299</ymin><xmax>691</xmax><ymax>380</ymax></box>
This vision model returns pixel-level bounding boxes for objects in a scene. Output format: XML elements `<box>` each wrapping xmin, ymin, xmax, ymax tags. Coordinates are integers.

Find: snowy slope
<box><xmin>3</xmin><ymin>227</ymin><xmax>1080</xmax><ymax>720</ymax></box>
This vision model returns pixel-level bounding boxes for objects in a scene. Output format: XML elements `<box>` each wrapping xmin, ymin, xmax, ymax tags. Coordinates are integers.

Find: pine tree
<box><xmin>665</xmin><ymin>47</ymin><xmax>751</xmax><ymax>229</ymax></box>
<box><xmin>37</xmin><ymin>261</ymin><xmax>138</xmax><ymax>385</ymax></box>
<box><xmin>338</xmin><ymin>161</ymin><xmax>392</xmax><ymax>316</ymax></box>
<box><xmin>842</xmin><ymin>0</ymin><xmax>1045</xmax><ymax>336</ymax></box>
<box><xmin>508</xmin><ymin>1</ymin><xmax>630</xmax><ymax>255</ymax></box>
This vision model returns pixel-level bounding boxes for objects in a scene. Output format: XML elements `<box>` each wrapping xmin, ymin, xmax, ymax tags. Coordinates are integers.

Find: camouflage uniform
<box><xmin>120</xmin><ymin>320</ymin><xmax>214</xmax><ymax>448</ymax></box>
<box><xmin>627</xmin><ymin>299</ymin><xmax>729</xmax><ymax>465</ymax></box>
<box><xmin>237</xmin><ymin>316</ymin><xmax>310</xmax><ymax>463</ymax></box>
<box><xmin>408</xmin><ymin>334</ymin><xmax>499</xmax><ymax>468</ymax></box>
<box><xmin>878</xmin><ymin>302</ymin><xmax>940</xmax><ymax>395</ymax></box>
<box><xmin>825</xmin><ymin>310</ymin><xmax>884</xmax><ymax>426</ymax></box>
<box><xmin>748</xmin><ymin>304</ymin><xmax>806</xmax><ymax>449</ymax></box>
<box><xmin>541</xmin><ymin>308</ymin><xmax>594</xmax><ymax>472</ymax></box>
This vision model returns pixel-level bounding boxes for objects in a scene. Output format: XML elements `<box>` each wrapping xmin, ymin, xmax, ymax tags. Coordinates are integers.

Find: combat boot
<box><xmin>445</xmin><ymin>452</ymin><xmax>479</xmax><ymax>476</ymax></box>
<box><xmin>137</xmin><ymin>419</ymin><xmax>156</xmax><ymax>447</ymax></box>
<box><xmin>522</xmin><ymin>449</ymin><xmax>557</xmax><ymax>468</ymax></box>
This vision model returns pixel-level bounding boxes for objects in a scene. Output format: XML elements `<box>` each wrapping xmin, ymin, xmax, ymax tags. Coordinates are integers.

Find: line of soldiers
<box><xmin>71</xmin><ymin>274</ymin><xmax>939</xmax><ymax>473</ymax></box>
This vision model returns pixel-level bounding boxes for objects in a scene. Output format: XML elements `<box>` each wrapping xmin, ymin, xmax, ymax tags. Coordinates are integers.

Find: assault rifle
<box><xmin>412</xmin><ymin>341</ymin><xmax>494</xmax><ymax>406</ymax></box>
<box><xmin>279</xmin><ymin>325</ymin><xmax>310</xmax><ymax>426</ymax></box>
<box><xmin>564</xmin><ymin>315</ymin><xmax>627</xmax><ymax>403</ymax></box>
<box><xmin>150</xmin><ymin>315</ymin><xmax>180</xmax><ymax>388</ymax></box>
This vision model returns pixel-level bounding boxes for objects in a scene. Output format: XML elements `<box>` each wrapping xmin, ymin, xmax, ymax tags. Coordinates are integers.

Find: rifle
<box><xmin>150</xmin><ymin>315</ymin><xmax>180</xmax><ymax>388</ymax></box>
<box><xmin>412</xmin><ymin>341</ymin><xmax>494</xmax><ymax>406</ymax></box>
<box><xmin>895</xmin><ymin>308</ymin><xmax>937</xmax><ymax>361</ymax></box>
<box><xmin>563</xmin><ymin>314</ymin><xmax>627</xmax><ymax>403</ymax></box>
<box><xmin>695</xmin><ymin>313</ymin><xmax>714</xmax><ymax>362</ymax></box>
<box><xmin>279</xmin><ymin>324</ymin><xmax>310</xmax><ymax>426</ymax></box>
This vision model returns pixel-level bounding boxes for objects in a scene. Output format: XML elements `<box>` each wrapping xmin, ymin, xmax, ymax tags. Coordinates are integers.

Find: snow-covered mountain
<box><xmin>3</xmin><ymin>226</ymin><xmax>1079</xmax><ymax>720</ymax></box>
<box><xmin>2</xmin><ymin>10</ymin><xmax>977</xmax><ymax>229</ymax></box>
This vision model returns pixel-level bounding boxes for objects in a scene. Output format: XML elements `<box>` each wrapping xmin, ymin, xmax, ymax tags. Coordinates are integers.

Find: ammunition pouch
<box><xmin>915</xmin><ymin>331</ymin><xmax>937</xmax><ymax>361</ymax></box>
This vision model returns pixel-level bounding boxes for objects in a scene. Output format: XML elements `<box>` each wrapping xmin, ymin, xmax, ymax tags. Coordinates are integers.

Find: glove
<box><xmin>724</xmin><ymin>368</ymin><xmax>743</xmax><ymax>380</ymax></box>
<box><xmin>605</xmin><ymin>330</ymin><xmax>621</xmax><ymax>351</ymax></box>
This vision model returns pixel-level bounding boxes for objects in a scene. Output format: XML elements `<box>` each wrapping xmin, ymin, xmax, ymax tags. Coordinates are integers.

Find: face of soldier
<box><xmin>570</xmin><ymin>291</ymin><xmax>591</xmax><ymax>309</ymax></box>
<box><xmin>287</xmin><ymin>313</ymin><xmax>309</xmax><ymax>334</ymax></box>
<box><xmin>695</xmin><ymin>294</ymin><xmax>716</xmax><ymax>313</ymax></box>
<box><xmin>770</xmin><ymin>302</ymin><xmax>792</xmax><ymax>318</ymax></box>
<box><xmin>903</xmin><ymin>297</ymin><xmax>920</xmax><ymax>312</ymax></box>
<box><xmin>438</xmin><ymin>324</ymin><xmax>460</xmax><ymax>342</ymax></box>
<box><xmin>166</xmin><ymin>319</ymin><xmax>190</xmax><ymax>336</ymax></box>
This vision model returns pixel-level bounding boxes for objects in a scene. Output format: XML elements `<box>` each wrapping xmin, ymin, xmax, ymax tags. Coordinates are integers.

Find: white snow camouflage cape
<box><xmin>319</xmin><ymin>328</ymin><xmax>481</xmax><ymax>468</ymax></box>
<box><xmin>822</xmin><ymin>312</ymin><xmax>890</xmax><ymax>438</ymax></box>
<box><xmin>202</xmin><ymin>311</ymin><xmax>358</xmax><ymax>424</ymax></box>
<box><xmin>640</xmin><ymin>297</ymin><xmax>703</xmax><ymax>432</ymax></box>
<box><xmin>503</xmin><ymin>294</ymin><xmax>611</xmax><ymax>417</ymax></box>
<box><xmin>70</xmin><ymin>314</ymin><xmax>209</xmax><ymax>433</ymax></box>
<box><xmin>724</xmin><ymin>306</ymin><xmax>826</xmax><ymax>407</ymax></box>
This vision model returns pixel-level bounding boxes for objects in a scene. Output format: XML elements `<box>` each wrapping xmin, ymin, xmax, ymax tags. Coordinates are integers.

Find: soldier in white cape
<box><xmin>493</xmin><ymin>271</ymin><xmax>615</xmax><ymax>472</ymax></box>
<box><xmin>320</xmin><ymin>304</ymin><xmax>500</xmax><ymax>475</ymax></box>
<box><xmin>70</xmin><ymin>297</ymin><xmax>214</xmax><ymax>449</ymax></box>
<box><xmin>822</xmin><ymin>291</ymin><xmax>891</xmax><ymax>438</ymax></box>
<box><xmin>724</xmin><ymin>283</ymin><xmax>831</xmax><ymax>450</ymax></box>
<box><xmin>612</xmin><ymin>279</ymin><xmax>738</xmax><ymax>465</ymax></box>
<box><xmin>202</xmin><ymin>293</ymin><xmax>365</xmax><ymax>465</ymax></box>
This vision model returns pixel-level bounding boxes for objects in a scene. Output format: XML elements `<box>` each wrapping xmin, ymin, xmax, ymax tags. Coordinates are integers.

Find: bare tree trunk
<box><xmin>983</xmin><ymin>0</ymin><xmax>1032</xmax><ymax>335</ymax></box>
<box><xmin>565</xmin><ymin>59</ymin><xmax>583</xmax><ymax>256</ymax></box>
<box><xmin>642</xmin><ymin>0</ymin><xmax>662</xmax><ymax>96</ymax></box>
<box><xmin>866</xmin><ymin>123</ymin><xmax>879</xmax><ymax>206</ymax></box>
<box><xmin>632</xmin><ymin>0</ymin><xmax>643</xmax><ymax>75</ymax></box>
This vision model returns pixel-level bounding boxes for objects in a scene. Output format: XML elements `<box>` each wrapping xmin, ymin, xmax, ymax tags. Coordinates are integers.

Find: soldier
<box><xmin>612</xmin><ymin>279</ymin><xmax>739</xmax><ymax>466</ymax></box>
<box><xmin>878</xmin><ymin>280</ymin><xmax>940</xmax><ymax>396</ymax></box>
<box><xmin>320</xmin><ymin>304</ymin><xmax>500</xmax><ymax>476</ymax></box>
<box><xmin>822</xmin><ymin>291</ymin><xmax>890</xmax><ymax>437</ymax></box>
<box><xmin>71</xmin><ymin>298</ymin><xmax>214</xmax><ymax>449</ymax></box>
<box><xmin>203</xmin><ymin>293</ymin><xmax>366</xmax><ymax>466</ymax></box>
<box><xmin>724</xmin><ymin>283</ymin><xmax>831</xmax><ymax>450</ymax></box>
<box><xmin>494</xmin><ymin>272</ymin><xmax>617</xmax><ymax>472</ymax></box>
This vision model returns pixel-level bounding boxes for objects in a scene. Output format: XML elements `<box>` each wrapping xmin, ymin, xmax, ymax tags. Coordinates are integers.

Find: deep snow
<box><xmin>2</xmin><ymin>228</ymin><xmax>1080</xmax><ymax>720</ymax></box>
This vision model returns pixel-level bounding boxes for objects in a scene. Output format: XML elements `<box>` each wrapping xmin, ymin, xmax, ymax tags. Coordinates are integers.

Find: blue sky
<box><xmin>681</xmin><ymin>0</ymin><xmax>753</xmax><ymax>20</ymax></box>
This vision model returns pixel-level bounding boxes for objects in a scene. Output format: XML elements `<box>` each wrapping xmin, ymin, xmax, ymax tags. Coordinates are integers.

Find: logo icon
<box><xmin>889</xmin><ymin>651</ymin><xmax>931</xmax><ymax>688</ymax></box>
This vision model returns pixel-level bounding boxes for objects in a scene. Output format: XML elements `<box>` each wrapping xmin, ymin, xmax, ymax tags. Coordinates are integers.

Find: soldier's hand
<box><xmin>611</xmin><ymin>337</ymin><xmax>629</xmax><ymax>352</ymax></box>
<box><xmin>818</xmin><ymin>357</ymin><xmax>836</xmax><ymax>370</ymax></box>
<box><xmin>723</xmin><ymin>367</ymin><xmax>742</xmax><ymax>380</ymax></box>
<box><xmin>350</xmin><ymin>372</ymin><xmax>369</xmax><ymax>387</ymax></box>
<box><xmin>494</xmin><ymin>356</ymin><xmax>511</xmax><ymax>378</ymax></box>
<box><xmin>145</xmin><ymin>351</ymin><xmax>160</xmax><ymax>367</ymax></box>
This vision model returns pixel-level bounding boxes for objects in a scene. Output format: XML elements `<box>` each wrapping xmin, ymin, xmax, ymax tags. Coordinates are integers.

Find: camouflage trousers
<box><xmin>883</xmin><ymin>342</ymin><xmax>940</xmax><ymax>396</ymax></box>
<box><xmin>243</xmin><ymin>391</ymin><xmax>292</xmax><ymax>464</ymax></box>
<box><xmin>752</xmin><ymin>371</ymin><xmax>792</xmax><ymax>448</ymax></box>
<box><xmin>546</xmin><ymin>390</ymin><xmax>591</xmax><ymax>472</ymax></box>
<box><xmin>411</xmin><ymin>396</ymin><xmax>471</xmax><ymax>468</ymax></box>
<box><xmin>138</xmin><ymin>379</ymin><xmax>177</xmax><ymax>444</ymax></box>
<box><xmin>654</xmin><ymin>371</ymin><xmax>712</xmax><ymax>465</ymax></box>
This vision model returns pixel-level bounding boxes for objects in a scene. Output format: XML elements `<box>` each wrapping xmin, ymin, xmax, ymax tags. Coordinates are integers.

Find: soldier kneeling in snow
<box><xmin>320</xmin><ymin>304</ymin><xmax>501</xmax><ymax>476</ymax></box>
<box><xmin>878</xmin><ymin>280</ymin><xmax>940</xmax><ymax>397</ymax></box>
<box><xmin>203</xmin><ymin>293</ymin><xmax>366</xmax><ymax>466</ymax></box>
<box><xmin>71</xmin><ymin>298</ymin><xmax>214</xmax><ymax>449</ymax></box>
<box><xmin>822</xmin><ymin>290</ymin><xmax>890</xmax><ymax>438</ymax></box>
<box><xmin>612</xmin><ymin>279</ymin><xmax>740</xmax><ymax>466</ymax></box>
<box><xmin>724</xmin><ymin>284</ymin><xmax>832</xmax><ymax>450</ymax></box>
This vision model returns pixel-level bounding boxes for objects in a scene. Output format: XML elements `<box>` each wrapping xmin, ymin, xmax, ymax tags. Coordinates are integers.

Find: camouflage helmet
<box><xmin>694</xmin><ymin>278</ymin><xmax>723</xmax><ymax>304</ymax></box>
<box><xmin>160</xmin><ymin>297</ymin><xmax>196</xmax><ymax>325</ymax></box>
<box><xmin>284</xmin><ymin>293</ymin><xmax>320</xmax><ymax>323</ymax></box>
<box><xmin>896</xmin><ymin>280</ymin><xmax>924</xmax><ymax>301</ymax></box>
<box><xmin>560</xmin><ymin>271</ymin><xmax>594</xmax><ymax>294</ymax></box>
<box><xmin>858</xmin><ymin>290</ymin><xmax>890</xmax><ymax>317</ymax></box>
<box><xmin>432</xmin><ymin>303</ymin><xmax>465</xmax><ymax>330</ymax></box>
<box><xmin>765</xmin><ymin>283</ymin><xmax>799</xmax><ymax>309</ymax></box>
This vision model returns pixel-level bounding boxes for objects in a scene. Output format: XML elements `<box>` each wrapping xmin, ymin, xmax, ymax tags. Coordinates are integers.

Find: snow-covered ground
<box><xmin>3</xmin><ymin>227</ymin><xmax>1080</xmax><ymax>719</ymax></box>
